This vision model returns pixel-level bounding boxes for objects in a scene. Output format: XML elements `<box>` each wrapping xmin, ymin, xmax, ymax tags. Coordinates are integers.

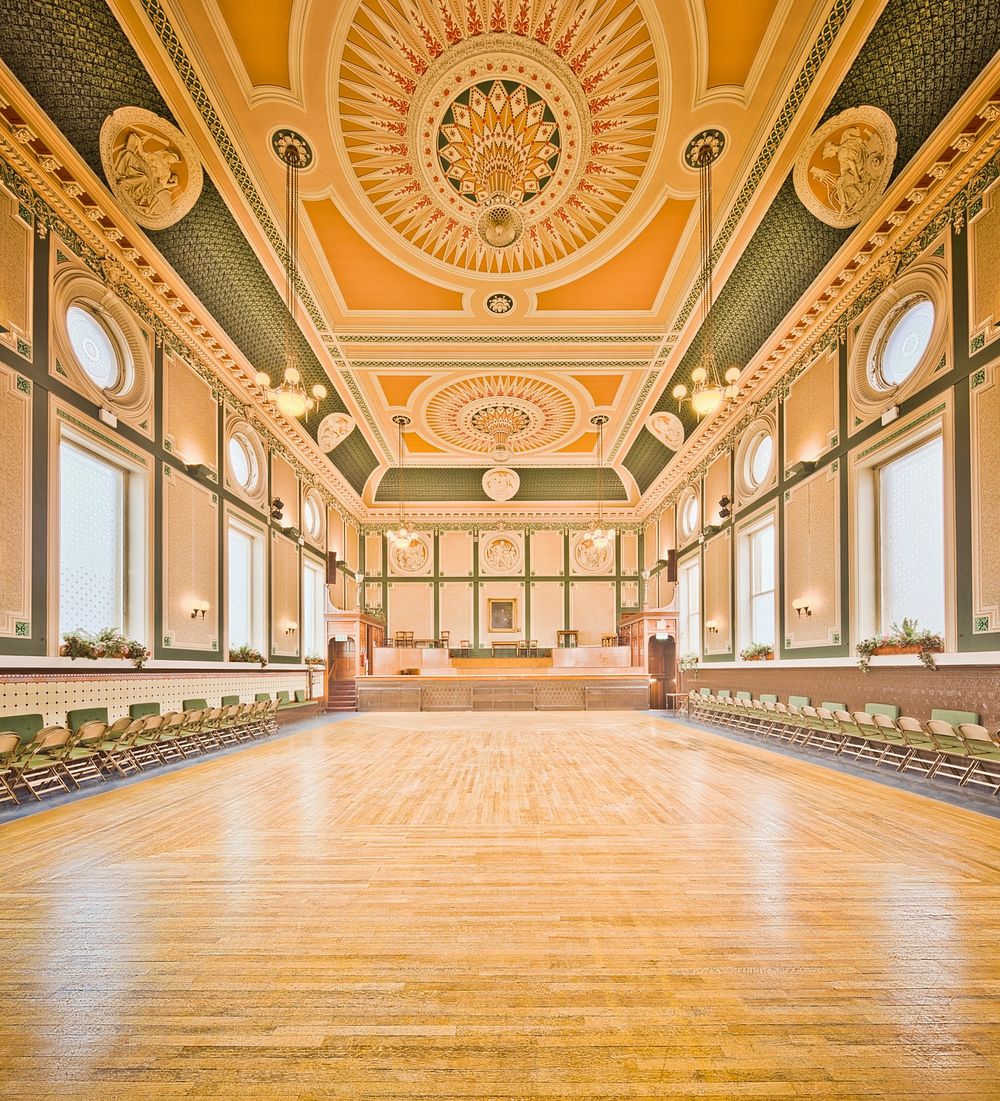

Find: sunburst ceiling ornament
<box><xmin>421</xmin><ymin>373</ymin><xmax>577</xmax><ymax>454</ymax></box>
<box><xmin>337</xmin><ymin>0</ymin><xmax>660</xmax><ymax>273</ymax></box>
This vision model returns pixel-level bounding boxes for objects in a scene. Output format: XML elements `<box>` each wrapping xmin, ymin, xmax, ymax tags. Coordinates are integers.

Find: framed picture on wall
<box><xmin>487</xmin><ymin>597</ymin><xmax>517</xmax><ymax>632</ymax></box>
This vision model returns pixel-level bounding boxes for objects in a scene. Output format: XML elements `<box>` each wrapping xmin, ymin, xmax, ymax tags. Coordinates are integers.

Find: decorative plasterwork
<box><xmin>388</xmin><ymin>534</ymin><xmax>432</xmax><ymax>574</ymax></box>
<box><xmin>99</xmin><ymin>106</ymin><xmax>203</xmax><ymax>230</ymax></box>
<box><xmin>793</xmin><ymin>106</ymin><xmax>897</xmax><ymax>228</ymax></box>
<box><xmin>0</xmin><ymin>75</ymin><xmax>363</xmax><ymax>520</ymax></box>
<box><xmin>337</xmin><ymin>2</ymin><xmax>660</xmax><ymax>273</ymax></box>
<box><xmin>645</xmin><ymin>410</ymin><xmax>684</xmax><ymax>450</ymax></box>
<box><xmin>641</xmin><ymin>89</ymin><xmax>1000</xmax><ymax>523</ymax></box>
<box><xmin>480</xmin><ymin>532</ymin><xmax>523</xmax><ymax>574</ymax></box>
<box><xmin>571</xmin><ymin>531</ymin><xmax>613</xmax><ymax>574</ymax></box>
<box><xmin>317</xmin><ymin>412</ymin><xmax>356</xmax><ymax>451</ymax></box>
<box><xmin>482</xmin><ymin>466</ymin><xmax>520</xmax><ymax>501</ymax></box>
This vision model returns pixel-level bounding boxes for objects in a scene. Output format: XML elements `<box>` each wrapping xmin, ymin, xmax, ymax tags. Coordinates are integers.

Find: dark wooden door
<box><xmin>647</xmin><ymin>634</ymin><xmax>676</xmax><ymax>710</ymax></box>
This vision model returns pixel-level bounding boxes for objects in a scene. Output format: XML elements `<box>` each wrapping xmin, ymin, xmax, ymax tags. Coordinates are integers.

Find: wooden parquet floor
<box><xmin>2</xmin><ymin>712</ymin><xmax>1000</xmax><ymax>1100</ymax></box>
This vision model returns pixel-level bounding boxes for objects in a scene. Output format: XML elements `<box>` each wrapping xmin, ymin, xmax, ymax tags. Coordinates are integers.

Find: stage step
<box><xmin>328</xmin><ymin>679</ymin><xmax>358</xmax><ymax>712</ymax></box>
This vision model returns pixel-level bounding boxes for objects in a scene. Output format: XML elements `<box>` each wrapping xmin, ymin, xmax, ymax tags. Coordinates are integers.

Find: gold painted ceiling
<box><xmin>106</xmin><ymin>0</ymin><xmax>886</xmax><ymax>514</ymax></box>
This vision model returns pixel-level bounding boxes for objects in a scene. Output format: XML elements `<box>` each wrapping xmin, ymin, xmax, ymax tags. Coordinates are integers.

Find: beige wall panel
<box><xmin>364</xmin><ymin>532</ymin><xmax>382</xmax><ymax>575</ymax></box>
<box><xmin>162</xmin><ymin>467</ymin><xmax>218</xmax><ymax>652</ymax></box>
<box><xmin>658</xmin><ymin>506</ymin><xmax>675</xmax><ymax>560</ymax></box>
<box><xmin>970</xmin><ymin>181</ymin><xmax>1000</xmax><ymax>351</ymax></box>
<box><xmin>971</xmin><ymin>362</ymin><xmax>1000</xmax><ymax>632</ymax></box>
<box><xmin>0</xmin><ymin>365</ymin><xmax>31</xmax><ymax>637</ymax></box>
<box><xmin>704</xmin><ymin>453</ymin><xmax>731</xmax><ymax>528</ymax></box>
<box><xmin>569</xmin><ymin>581</ymin><xmax>616</xmax><ymax>646</ymax></box>
<box><xmin>439</xmin><ymin>582</ymin><xmax>473</xmax><ymax>645</ymax></box>
<box><xmin>784</xmin><ymin>349</ymin><xmax>838</xmax><ymax>471</ymax></box>
<box><xmin>529</xmin><ymin>581</ymin><xmax>564</xmax><ymax>648</ymax></box>
<box><xmin>657</xmin><ymin>578</ymin><xmax>677</xmax><ymax>611</ymax></box>
<box><xmin>478</xmin><ymin>580</ymin><xmax>525</xmax><ymax>646</ymax></box>
<box><xmin>344</xmin><ymin>575</ymin><xmax>358</xmax><ymax>612</ymax></box>
<box><xmin>364</xmin><ymin>581</ymin><xmax>382</xmax><ymax>610</ymax></box>
<box><xmin>327</xmin><ymin>509</ymin><xmax>345</xmax><ymax>560</ymax></box>
<box><xmin>784</xmin><ymin>465</ymin><xmax>840</xmax><ymax>646</ymax></box>
<box><xmin>271</xmin><ymin>533</ymin><xmax>300</xmax><ymax>657</ymax></box>
<box><xmin>388</xmin><ymin>581</ymin><xmax>435</xmax><ymax>639</ymax></box>
<box><xmin>620</xmin><ymin>531</ymin><xmax>638</xmax><ymax>574</ymax></box>
<box><xmin>530</xmin><ymin>529</ymin><xmax>564</xmax><ymax>575</ymax></box>
<box><xmin>271</xmin><ymin>454</ymin><xmax>299</xmax><ymax>532</ymax></box>
<box><xmin>479</xmin><ymin>530</ymin><xmax>524</xmax><ymax>575</ymax></box>
<box><xmin>703</xmin><ymin>531</ymin><xmax>731</xmax><ymax>655</ymax></box>
<box><xmin>642</xmin><ymin>521</ymin><xmax>657</xmax><ymax>569</ymax></box>
<box><xmin>164</xmin><ymin>352</ymin><xmax>216</xmax><ymax>472</ymax></box>
<box><xmin>0</xmin><ymin>190</ymin><xmax>31</xmax><ymax>349</ymax></box>
<box><xmin>346</xmin><ymin>523</ymin><xmax>360</xmax><ymax>571</ymax></box>
<box><xmin>440</xmin><ymin>530</ymin><xmax>473</xmax><ymax>576</ymax></box>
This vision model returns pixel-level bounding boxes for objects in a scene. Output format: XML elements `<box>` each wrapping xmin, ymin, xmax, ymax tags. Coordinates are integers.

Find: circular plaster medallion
<box><xmin>574</xmin><ymin>536</ymin><xmax>613</xmax><ymax>573</ymax></box>
<box><xmin>645</xmin><ymin>410</ymin><xmax>685</xmax><ymax>450</ymax></box>
<box><xmin>683</xmin><ymin>128</ymin><xmax>726</xmax><ymax>169</ymax></box>
<box><xmin>335</xmin><ymin>3</ymin><xmax>660</xmax><ymax>273</ymax></box>
<box><xmin>317</xmin><ymin>412</ymin><xmax>355</xmax><ymax>450</ymax></box>
<box><xmin>270</xmin><ymin>128</ymin><xmax>314</xmax><ymax>169</ymax></box>
<box><xmin>794</xmin><ymin>106</ymin><xmax>898</xmax><ymax>229</ymax></box>
<box><xmin>421</xmin><ymin>373</ymin><xmax>578</xmax><ymax>455</ymax></box>
<box><xmin>482</xmin><ymin>534</ymin><xmax>522</xmax><ymax>572</ymax></box>
<box><xmin>486</xmin><ymin>292</ymin><xmax>514</xmax><ymax>315</ymax></box>
<box><xmin>482</xmin><ymin>466</ymin><xmax>520</xmax><ymax>501</ymax></box>
<box><xmin>390</xmin><ymin>536</ymin><xmax>430</xmax><ymax>573</ymax></box>
<box><xmin>99</xmin><ymin>107</ymin><xmax>203</xmax><ymax>230</ymax></box>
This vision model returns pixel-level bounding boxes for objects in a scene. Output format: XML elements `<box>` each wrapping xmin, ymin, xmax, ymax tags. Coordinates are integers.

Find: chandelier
<box><xmin>254</xmin><ymin>131</ymin><xmax>327</xmax><ymax>419</ymax></box>
<box><xmin>386</xmin><ymin>414</ymin><xmax>420</xmax><ymax>551</ymax></box>
<box><xmin>582</xmin><ymin>414</ymin><xmax>612</xmax><ymax>551</ymax></box>
<box><xmin>471</xmin><ymin>404</ymin><xmax>530</xmax><ymax>465</ymax></box>
<box><xmin>672</xmin><ymin>131</ymin><xmax>741</xmax><ymax>419</ymax></box>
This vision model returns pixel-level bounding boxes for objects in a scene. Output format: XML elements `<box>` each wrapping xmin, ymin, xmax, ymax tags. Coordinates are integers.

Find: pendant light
<box><xmin>582</xmin><ymin>414</ymin><xmax>612</xmax><ymax>551</ymax></box>
<box><xmin>254</xmin><ymin>132</ymin><xmax>327</xmax><ymax>419</ymax></box>
<box><xmin>386</xmin><ymin>414</ymin><xmax>419</xmax><ymax>551</ymax></box>
<box><xmin>672</xmin><ymin>131</ymin><xmax>741</xmax><ymax>418</ymax></box>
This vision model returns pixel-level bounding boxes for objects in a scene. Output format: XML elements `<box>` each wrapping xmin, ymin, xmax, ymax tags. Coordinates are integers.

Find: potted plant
<box><xmin>678</xmin><ymin>651</ymin><xmax>700</xmax><ymax>672</ymax></box>
<box><xmin>304</xmin><ymin>653</ymin><xmax>325</xmax><ymax>666</ymax></box>
<box><xmin>60</xmin><ymin>629</ymin><xmax>98</xmax><ymax>661</ymax></box>
<box><xmin>740</xmin><ymin>642</ymin><xmax>774</xmax><ymax>661</ymax></box>
<box><xmin>230</xmin><ymin>644</ymin><xmax>268</xmax><ymax>667</ymax></box>
<box><xmin>856</xmin><ymin>618</ymin><xmax>944</xmax><ymax>672</ymax></box>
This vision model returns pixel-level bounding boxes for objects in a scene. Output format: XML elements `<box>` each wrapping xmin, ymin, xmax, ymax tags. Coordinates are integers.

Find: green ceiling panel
<box><xmin>0</xmin><ymin>0</ymin><xmax>374</xmax><ymax>496</ymax></box>
<box><xmin>375</xmin><ymin>468</ymin><xmax>627</xmax><ymax>503</ymax></box>
<box><xmin>625</xmin><ymin>0</ymin><xmax>1000</xmax><ymax>494</ymax></box>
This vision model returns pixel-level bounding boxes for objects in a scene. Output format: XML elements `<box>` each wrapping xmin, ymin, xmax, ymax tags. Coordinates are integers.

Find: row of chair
<box><xmin>0</xmin><ymin>699</ymin><xmax>281</xmax><ymax>807</ymax></box>
<box><xmin>687</xmin><ymin>689</ymin><xmax>1000</xmax><ymax>795</ymax></box>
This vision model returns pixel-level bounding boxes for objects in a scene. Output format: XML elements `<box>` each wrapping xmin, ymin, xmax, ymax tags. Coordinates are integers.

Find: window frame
<box><xmin>302</xmin><ymin>487</ymin><xmax>325</xmax><ymax>545</ymax></box>
<box><xmin>678</xmin><ymin>485</ymin><xmax>700</xmax><ymax>544</ymax></box>
<box><xmin>52</xmin><ymin>414</ymin><xmax>150</xmax><ymax>653</ymax></box>
<box><xmin>677</xmin><ymin>554</ymin><xmax>701</xmax><ymax>657</ymax></box>
<box><xmin>736</xmin><ymin>508</ymin><xmax>777</xmax><ymax>653</ymax></box>
<box><xmin>302</xmin><ymin>554</ymin><xmax>327</xmax><ymax>661</ymax></box>
<box><xmin>225</xmin><ymin>510</ymin><xmax>267</xmax><ymax>654</ymax></box>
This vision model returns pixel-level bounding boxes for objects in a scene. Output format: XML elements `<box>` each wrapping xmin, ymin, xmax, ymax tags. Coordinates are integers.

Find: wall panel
<box><xmin>530</xmin><ymin>530</ymin><xmax>563</xmax><ymax>575</ymax></box>
<box><xmin>271</xmin><ymin>454</ymin><xmax>299</xmax><ymax>532</ymax></box>
<box><xmin>478</xmin><ymin>580</ymin><xmax>525</xmax><ymax>646</ymax></box>
<box><xmin>388</xmin><ymin>581</ymin><xmax>435</xmax><ymax>639</ymax></box>
<box><xmin>569</xmin><ymin>581</ymin><xmax>616</xmax><ymax>646</ymax></box>
<box><xmin>270</xmin><ymin>532</ymin><xmax>300</xmax><ymax>657</ymax></box>
<box><xmin>162</xmin><ymin>467</ymin><xmax>218</xmax><ymax>652</ymax></box>
<box><xmin>0</xmin><ymin>187</ymin><xmax>31</xmax><ymax>353</ymax></box>
<box><xmin>971</xmin><ymin>361</ymin><xmax>1000</xmax><ymax>633</ymax></box>
<box><xmin>0</xmin><ymin>365</ymin><xmax>31</xmax><ymax>638</ymax></box>
<box><xmin>529</xmin><ymin>581</ymin><xmax>564</xmax><ymax>647</ymax></box>
<box><xmin>439</xmin><ymin>582</ymin><xmax>473</xmax><ymax>645</ymax></box>
<box><xmin>164</xmin><ymin>352</ymin><xmax>216</xmax><ymax>473</ymax></box>
<box><xmin>703</xmin><ymin>530</ymin><xmax>731</xmax><ymax>656</ymax></box>
<box><xmin>439</xmin><ymin>530</ymin><xmax>473</xmax><ymax>576</ymax></box>
<box><xmin>784</xmin><ymin>465</ymin><xmax>840</xmax><ymax>647</ymax></box>
<box><xmin>784</xmin><ymin>349</ymin><xmax>838</xmax><ymax>472</ymax></box>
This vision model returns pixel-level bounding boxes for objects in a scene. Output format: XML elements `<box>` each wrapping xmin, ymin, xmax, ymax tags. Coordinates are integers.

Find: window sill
<box><xmin>697</xmin><ymin>652</ymin><xmax>1000</xmax><ymax>670</ymax></box>
<box><xmin>0</xmin><ymin>656</ymin><xmax>312</xmax><ymax>672</ymax></box>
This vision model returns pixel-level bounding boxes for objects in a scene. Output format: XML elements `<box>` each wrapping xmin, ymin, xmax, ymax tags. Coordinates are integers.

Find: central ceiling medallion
<box><xmin>421</xmin><ymin>374</ymin><xmax>578</xmax><ymax>455</ymax></box>
<box><xmin>437</xmin><ymin>79</ymin><xmax>560</xmax><ymax>248</ymax></box>
<box><xmin>337</xmin><ymin>1</ymin><xmax>660</xmax><ymax>273</ymax></box>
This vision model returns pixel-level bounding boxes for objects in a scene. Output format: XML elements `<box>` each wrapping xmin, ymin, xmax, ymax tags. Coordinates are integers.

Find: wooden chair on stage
<box><xmin>459</xmin><ymin>639</ymin><xmax>471</xmax><ymax>657</ymax></box>
<box><xmin>601</xmin><ymin>634</ymin><xmax>619</xmax><ymax>647</ymax></box>
<box><xmin>516</xmin><ymin>640</ymin><xmax>528</xmax><ymax>657</ymax></box>
<box><xmin>528</xmin><ymin>639</ymin><xmax>538</xmax><ymax>656</ymax></box>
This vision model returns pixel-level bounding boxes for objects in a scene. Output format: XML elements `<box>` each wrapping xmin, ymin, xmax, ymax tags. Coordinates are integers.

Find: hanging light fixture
<box><xmin>386</xmin><ymin>414</ymin><xmax>419</xmax><ymax>551</ymax></box>
<box><xmin>582</xmin><ymin>414</ymin><xmax>612</xmax><ymax>551</ymax></box>
<box><xmin>672</xmin><ymin>131</ymin><xmax>741</xmax><ymax>419</ymax></box>
<box><xmin>254</xmin><ymin>131</ymin><xmax>327</xmax><ymax>419</ymax></box>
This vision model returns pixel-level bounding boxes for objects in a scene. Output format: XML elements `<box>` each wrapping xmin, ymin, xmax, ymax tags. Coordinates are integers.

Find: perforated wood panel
<box><xmin>439</xmin><ymin>582</ymin><xmax>473</xmax><ymax>644</ymax></box>
<box><xmin>439</xmin><ymin>530</ymin><xmax>473</xmax><ymax>576</ymax></box>
<box><xmin>971</xmin><ymin>363</ymin><xmax>1000</xmax><ymax>633</ymax></box>
<box><xmin>272</xmin><ymin>454</ymin><xmax>299</xmax><ymax>533</ymax></box>
<box><xmin>0</xmin><ymin>189</ymin><xmax>30</xmax><ymax>348</ymax></box>
<box><xmin>785</xmin><ymin>349</ymin><xmax>838</xmax><ymax>471</ymax></box>
<box><xmin>530</xmin><ymin>530</ymin><xmax>563</xmax><ymax>576</ymax></box>
<box><xmin>0</xmin><ymin>364</ymin><xmax>31</xmax><ymax>638</ymax></box>
<box><xmin>703</xmin><ymin>531</ymin><xmax>731</xmax><ymax>655</ymax></box>
<box><xmin>388</xmin><ymin>581</ymin><xmax>435</xmax><ymax>638</ymax></box>
<box><xmin>784</xmin><ymin>466</ymin><xmax>840</xmax><ymax>646</ymax></box>
<box><xmin>704</xmin><ymin>452</ymin><xmax>731</xmax><ymax>528</ymax></box>
<box><xmin>164</xmin><ymin>352</ymin><xmax>216</xmax><ymax>472</ymax></box>
<box><xmin>569</xmin><ymin>581</ymin><xmax>615</xmax><ymax>646</ymax></box>
<box><xmin>529</xmin><ymin>581</ymin><xmax>564</xmax><ymax>648</ymax></box>
<box><xmin>271</xmin><ymin>533</ymin><xmax>300</xmax><ymax>656</ymax></box>
<box><xmin>162</xmin><ymin>467</ymin><xmax>218</xmax><ymax>652</ymax></box>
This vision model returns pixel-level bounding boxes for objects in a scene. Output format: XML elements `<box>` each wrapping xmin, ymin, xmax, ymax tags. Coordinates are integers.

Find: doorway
<box><xmin>647</xmin><ymin>634</ymin><xmax>676</xmax><ymax>710</ymax></box>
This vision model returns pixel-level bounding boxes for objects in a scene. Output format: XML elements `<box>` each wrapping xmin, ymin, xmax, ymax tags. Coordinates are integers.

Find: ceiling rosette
<box><xmin>336</xmin><ymin>0</ymin><xmax>661</xmax><ymax>274</ymax></box>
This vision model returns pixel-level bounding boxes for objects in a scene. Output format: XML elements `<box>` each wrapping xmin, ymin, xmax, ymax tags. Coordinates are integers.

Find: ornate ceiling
<box><xmin>2</xmin><ymin>0</ymin><xmax>997</xmax><ymax>516</ymax></box>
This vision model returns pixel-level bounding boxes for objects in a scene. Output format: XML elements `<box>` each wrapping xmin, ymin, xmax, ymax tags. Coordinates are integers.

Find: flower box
<box><xmin>871</xmin><ymin>643</ymin><xmax>924</xmax><ymax>657</ymax></box>
<box><xmin>745</xmin><ymin>652</ymin><xmax>774</xmax><ymax>661</ymax></box>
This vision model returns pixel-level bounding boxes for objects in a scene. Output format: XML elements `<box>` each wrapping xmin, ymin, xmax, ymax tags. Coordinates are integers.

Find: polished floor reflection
<box><xmin>2</xmin><ymin>712</ymin><xmax>999</xmax><ymax>1099</ymax></box>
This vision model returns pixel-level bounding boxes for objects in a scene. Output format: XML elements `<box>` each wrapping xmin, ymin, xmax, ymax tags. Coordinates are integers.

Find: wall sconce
<box><xmin>706</xmin><ymin>620</ymin><xmax>719</xmax><ymax>634</ymax></box>
<box><xmin>792</xmin><ymin>599</ymin><xmax>812</xmax><ymax>617</ymax></box>
<box><xmin>284</xmin><ymin>621</ymin><xmax>298</xmax><ymax>635</ymax></box>
<box><xmin>191</xmin><ymin>600</ymin><xmax>210</xmax><ymax>620</ymax></box>
<box><xmin>270</xmin><ymin>497</ymin><xmax>284</xmax><ymax>522</ymax></box>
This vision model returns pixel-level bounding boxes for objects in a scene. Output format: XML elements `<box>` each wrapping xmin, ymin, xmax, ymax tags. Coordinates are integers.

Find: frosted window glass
<box><xmin>680</xmin><ymin>492</ymin><xmax>699</xmax><ymax>536</ymax></box>
<box><xmin>879</xmin><ymin>436</ymin><xmax>944</xmax><ymax>634</ymax></box>
<box><xmin>747</xmin><ymin>433</ymin><xmax>773</xmax><ymax>488</ymax></box>
<box><xmin>228</xmin><ymin>435</ymin><xmax>256</xmax><ymax>490</ymax></box>
<box><xmin>228</xmin><ymin>526</ymin><xmax>253</xmax><ymax>648</ymax></box>
<box><xmin>302</xmin><ymin>560</ymin><xmax>325</xmax><ymax>657</ymax></box>
<box><xmin>881</xmin><ymin>298</ymin><xmax>934</xmax><ymax>386</ymax></box>
<box><xmin>748</xmin><ymin>522</ymin><xmax>775</xmax><ymax>646</ymax></box>
<box><xmin>60</xmin><ymin>443</ymin><xmax>125</xmax><ymax>636</ymax></box>
<box><xmin>66</xmin><ymin>305</ymin><xmax>121</xmax><ymax>389</ymax></box>
<box><xmin>679</xmin><ymin>559</ymin><xmax>700</xmax><ymax>654</ymax></box>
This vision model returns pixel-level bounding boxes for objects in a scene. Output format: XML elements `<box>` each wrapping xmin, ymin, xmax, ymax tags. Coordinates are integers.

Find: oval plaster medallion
<box><xmin>793</xmin><ymin>106</ymin><xmax>897</xmax><ymax>229</ymax></box>
<box><xmin>317</xmin><ymin>412</ymin><xmax>356</xmax><ymax>450</ymax></box>
<box><xmin>645</xmin><ymin>410</ymin><xmax>685</xmax><ymax>450</ymax></box>
<box><xmin>99</xmin><ymin>107</ymin><xmax>203</xmax><ymax>230</ymax></box>
<box><xmin>482</xmin><ymin>466</ymin><xmax>520</xmax><ymax>501</ymax></box>
<box><xmin>482</xmin><ymin>534</ymin><xmax>521</xmax><ymax>573</ymax></box>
